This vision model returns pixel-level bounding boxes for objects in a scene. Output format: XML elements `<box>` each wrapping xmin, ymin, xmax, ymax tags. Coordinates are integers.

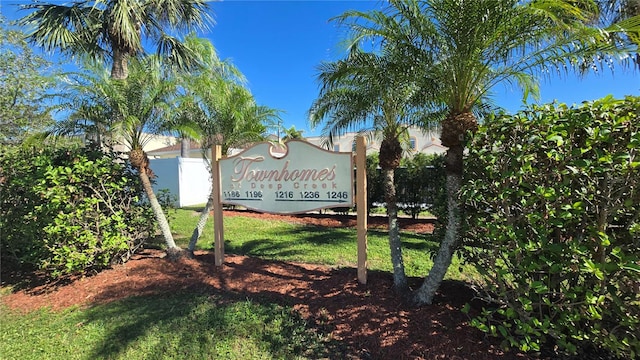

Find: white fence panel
<box><xmin>150</xmin><ymin>157</ymin><xmax>212</xmax><ymax>207</ymax></box>
<box><xmin>178</xmin><ymin>157</ymin><xmax>212</xmax><ymax>207</ymax></box>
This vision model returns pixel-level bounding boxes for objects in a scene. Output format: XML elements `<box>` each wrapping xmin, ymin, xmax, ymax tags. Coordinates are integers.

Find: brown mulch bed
<box><xmin>1</xmin><ymin>210</ymin><xmax>531</xmax><ymax>360</ymax></box>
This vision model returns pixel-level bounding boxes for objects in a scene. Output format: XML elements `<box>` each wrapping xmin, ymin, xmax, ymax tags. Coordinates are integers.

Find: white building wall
<box><xmin>109</xmin><ymin>133</ymin><xmax>178</xmax><ymax>154</ymax></box>
<box><xmin>144</xmin><ymin>134</ymin><xmax>179</xmax><ymax>152</ymax></box>
<box><xmin>177</xmin><ymin>158</ymin><xmax>212</xmax><ymax>207</ymax></box>
<box><xmin>150</xmin><ymin>157</ymin><xmax>212</xmax><ymax>207</ymax></box>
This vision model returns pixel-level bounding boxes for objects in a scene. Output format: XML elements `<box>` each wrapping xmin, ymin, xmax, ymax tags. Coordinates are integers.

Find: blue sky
<box><xmin>3</xmin><ymin>0</ymin><xmax>639</xmax><ymax>137</ymax></box>
<box><xmin>205</xmin><ymin>1</ymin><xmax>639</xmax><ymax>137</ymax></box>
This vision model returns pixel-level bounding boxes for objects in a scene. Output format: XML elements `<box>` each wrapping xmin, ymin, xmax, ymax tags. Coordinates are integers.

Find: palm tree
<box><xmin>310</xmin><ymin>47</ymin><xmax>440</xmax><ymax>292</ymax></box>
<box><xmin>186</xmin><ymin>82</ymin><xmax>279</xmax><ymax>253</ymax></box>
<box><xmin>54</xmin><ymin>56</ymin><xmax>185</xmax><ymax>258</ymax></box>
<box><xmin>51</xmin><ymin>58</ymin><xmax>122</xmax><ymax>147</ymax></box>
<box><xmin>20</xmin><ymin>0</ymin><xmax>212</xmax><ymax>258</ymax></box>
<box><xmin>597</xmin><ymin>0</ymin><xmax>640</xmax><ymax>65</ymax></box>
<box><xmin>175</xmin><ymin>39</ymin><xmax>279</xmax><ymax>253</ymax></box>
<box><xmin>599</xmin><ymin>0</ymin><xmax>640</xmax><ymax>23</ymax></box>
<box><xmin>166</xmin><ymin>35</ymin><xmax>245</xmax><ymax>158</ymax></box>
<box><xmin>19</xmin><ymin>0</ymin><xmax>212</xmax><ymax>80</ymax></box>
<box><xmin>282</xmin><ymin>126</ymin><xmax>304</xmax><ymax>141</ymax></box>
<box><xmin>335</xmin><ymin>0</ymin><xmax>632</xmax><ymax>305</ymax></box>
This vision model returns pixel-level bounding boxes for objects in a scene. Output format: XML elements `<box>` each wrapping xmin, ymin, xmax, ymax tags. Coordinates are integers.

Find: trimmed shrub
<box><xmin>0</xmin><ymin>144</ymin><xmax>155</xmax><ymax>277</ymax></box>
<box><xmin>365</xmin><ymin>152</ymin><xmax>446</xmax><ymax>219</ymax></box>
<box><xmin>397</xmin><ymin>153</ymin><xmax>446</xmax><ymax>219</ymax></box>
<box><xmin>461</xmin><ymin>96</ymin><xmax>639</xmax><ymax>358</ymax></box>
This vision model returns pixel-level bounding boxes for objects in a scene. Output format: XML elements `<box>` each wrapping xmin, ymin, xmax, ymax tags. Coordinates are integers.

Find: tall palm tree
<box><xmin>167</xmin><ymin>34</ymin><xmax>250</xmax><ymax>158</ymax></box>
<box><xmin>53</xmin><ymin>56</ymin><xmax>185</xmax><ymax>258</ymax></box>
<box><xmin>599</xmin><ymin>0</ymin><xmax>640</xmax><ymax>23</ymax></box>
<box><xmin>51</xmin><ymin>70</ymin><xmax>112</xmax><ymax>147</ymax></box>
<box><xmin>186</xmin><ymin>82</ymin><xmax>279</xmax><ymax>253</ymax></box>
<box><xmin>19</xmin><ymin>0</ymin><xmax>212</xmax><ymax>80</ymax></box>
<box><xmin>310</xmin><ymin>47</ymin><xmax>441</xmax><ymax>292</ymax></box>
<box><xmin>20</xmin><ymin>0</ymin><xmax>211</xmax><ymax>259</ymax></box>
<box><xmin>335</xmin><ymin>0</ymin><xmax>632</xmax><ymax>305</ymax></box>
<box><xmin>174</xmin><ymin>38</ymin><xmax>279</xmax><ymax>252</ymax></box>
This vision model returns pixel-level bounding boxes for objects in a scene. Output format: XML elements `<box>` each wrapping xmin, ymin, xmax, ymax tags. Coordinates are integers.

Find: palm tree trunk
<box><xmin>138</xmin><ymin>169</ymin><xmax>184</xmax><ymax>260</ymax></box>
<box><xmin>187</xmin><ymin>192</ymin><xmax>214</xmax><ymax>255</ymax></box>
<box><xmin>180</xmin><ymin>138</ymin><xmax>190</xmax><ymax>158</ymax></box>
<box><xmin>383</xmin><ymin>167</ymin><xmax>408</xmax><ymax>292</ymax></box>
<box><xmin>111</xmin><ymin>47</ymin><xmax>129</xmax><ymax>80</ymax></box>
<box><xmin>413</xmin><ymin>145</ymin><xmax>463</xmax><ymax>305</ymax></box>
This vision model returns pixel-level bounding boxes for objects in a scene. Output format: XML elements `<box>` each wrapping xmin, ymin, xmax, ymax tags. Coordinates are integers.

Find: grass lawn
<box><xmin>0</xmin><ymin>293</ymin><xmax>336</xmax><ymax>360</ymax></box>
<box><xmin>1</xmin><ymin>208</ymin><xmax>476</xmax><ymax>360</ymax></box>
<box><xmin>169</xmin><ymin>208</ymin><xmax>477</xmax><ymax>282</ymax></box>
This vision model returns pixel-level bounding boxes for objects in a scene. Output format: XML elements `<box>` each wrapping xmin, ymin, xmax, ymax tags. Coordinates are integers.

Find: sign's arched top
<box><xmin>219</xmin><ymin>140</ymin><xmax>354</xmax><ymax>214</ymax></box>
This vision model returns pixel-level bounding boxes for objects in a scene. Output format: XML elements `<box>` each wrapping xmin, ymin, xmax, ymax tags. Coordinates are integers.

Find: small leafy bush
<box><xmin>0</xmin><ymin>144</ymin><xmax>155</xmax><ymax>277</ymax></box>
<box><xmin>397</xmin><ymin>153</ymin><xmax>446</xmax><ymax>219</ymax></box>
<box><xmin>462</xmin><ymin>96</ymin><xmax>639</xmax><ymax>358</ymax></box>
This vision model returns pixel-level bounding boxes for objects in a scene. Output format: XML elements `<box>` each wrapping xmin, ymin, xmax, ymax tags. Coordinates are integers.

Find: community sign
<box><xmin>219</xmin><ymin>140</ymin><xmax>354</xmax><ymax>214</ymax></box>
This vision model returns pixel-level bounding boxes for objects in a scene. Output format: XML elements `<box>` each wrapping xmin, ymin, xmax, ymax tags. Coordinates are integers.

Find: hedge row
<box><xmin>366</xmin><ymin>152</ymin><xmax>446</xmax><ymax>218</ymax></box>
<box><xmin>462</xmin><ymin>96</ymin><xmax>639</xmax><ymax>358</ymax></box>
<box><xmin>0</xmin><ymin>144</ymin><xmax>155</xmax><ymax>277</ymax></box>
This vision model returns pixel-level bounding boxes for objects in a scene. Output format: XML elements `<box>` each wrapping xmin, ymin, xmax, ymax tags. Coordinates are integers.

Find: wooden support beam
<box><xmin>212</xmin><ymin>145</ymin><xmax>224</xmax><ymax>266</ymax></box>
<box><xmin>356</xmin><ymin>136</ymin><xmax>368</xmax><ymax>284</ymax></box>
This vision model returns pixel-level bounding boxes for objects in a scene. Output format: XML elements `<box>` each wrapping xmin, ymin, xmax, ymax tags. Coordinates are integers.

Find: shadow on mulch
<box><xmin>2</xmin><ymin>249</ymin><xmax>629</xmax><ymax>360</ymax></box>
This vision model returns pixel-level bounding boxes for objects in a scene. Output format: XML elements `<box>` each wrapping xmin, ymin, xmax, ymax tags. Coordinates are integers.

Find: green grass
<box><xmin>168</xmin><ymin>208</ymin><xmax>478</xmax><ymax>282</ymax></box>
<box><xmin>1</xmin><ymin>208</ymin><xmax>477</xmax><ymax>360</ymax></box>
<box><xmin>0</xmin><ymin>293</ymin><xmax>337</xmax><ymax>360</ymax></box>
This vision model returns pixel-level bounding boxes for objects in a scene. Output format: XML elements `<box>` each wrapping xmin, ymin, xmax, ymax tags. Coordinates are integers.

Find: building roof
<box><xmin>147</xmin><ymin>140</ymin><xmax>202</xmax><ymax>153</ymax></box>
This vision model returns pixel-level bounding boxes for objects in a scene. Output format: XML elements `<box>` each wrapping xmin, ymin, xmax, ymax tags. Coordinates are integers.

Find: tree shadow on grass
<box><xmin>365</xmin><ymin>229</ymin><xmax>442</xmax><ymax>254</ymax></box>
<box><xmin>286</xmin><ymin>225</ymin><xmax>355</xmax><ymax>245</ymax></box>
<box><xmin>79</xmin><ymin>257</ymin><xmax>344</xmax><ymax>359</ymax></box>
<box><xmin>223</xmin><ymin>225</ymin><xmax>355</xmax><ymax>259</ymax></box>
<box><xmin>223</xmin><ymin>225</ymin><xmax>437</xmax><ymax>257</ymax></box>
<box><xmin>81</xmin><ymin>292</ymin><xmax>340</xmax><ymax>359</ymax></box>
<box><xmin>400</xmin><ymin>232</ymin><xmax>441</xmax><ymax>252</ymax></box>
<box><xmin>225</xmin><ymin>238</ymin><xmax>307</xmax><ymax>259</ymax></box>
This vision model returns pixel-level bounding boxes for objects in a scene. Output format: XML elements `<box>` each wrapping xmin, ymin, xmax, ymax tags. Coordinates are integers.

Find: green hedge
<box><xmin>0</xmin><ymin>144</ymin><xmax>155</xmax><ymax>277</ymax></box>
<box><xmin>462</xmin><ymin>96</ymin><xmax>639</xmax><ymax>358</ymax></box>
<box><xmin>366</xmin><ymin>152</ymin><xmax>445</xmax><ymax>219</ymax></box>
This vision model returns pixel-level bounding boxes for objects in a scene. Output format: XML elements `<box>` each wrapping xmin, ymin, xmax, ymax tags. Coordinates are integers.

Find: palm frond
<box><xmin>20</xmin><ymin>2</ymin><xmax>106</xmax><ymax>58</ymax></box>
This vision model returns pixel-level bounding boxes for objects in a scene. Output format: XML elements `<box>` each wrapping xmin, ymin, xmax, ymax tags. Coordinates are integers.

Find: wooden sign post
<box><xmin>356</xmin><ymin>136</ymin><xmax>368</xmax><ymax>284</ymax></box>
<box><xmin>212</xmin><ymin>145</ymin><xmax>224</xmax><ymax>266</ymax></box>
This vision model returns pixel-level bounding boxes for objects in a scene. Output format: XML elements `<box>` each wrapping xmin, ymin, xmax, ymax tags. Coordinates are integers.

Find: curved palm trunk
<box><xmin>413</xmin><ymin>109</ymin><xmax>476</xmax><ymax>305</ymax></box>
<box><xmin>413</xmin><ymin>145</ymin><xmax>463</xmax><ymax>304</ymax></box>
<box><xmin>383</xmin><ymin>167</ymin><xmax>408</xmax><ymax>292</ymax></box>
<box><xmin>187</xmin><ymin>192</ymin><xmax>214</xmax><ymax>256</ymax></box>
<box><xmin>138</xmin><ymin>168</ymin><xmax>184</xmax><ymax>260</ymax></box>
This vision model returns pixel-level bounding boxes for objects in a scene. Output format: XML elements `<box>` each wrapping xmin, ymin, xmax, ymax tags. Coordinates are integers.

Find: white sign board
<box><xmin>219</xmin><ymin>140</ymin><xmax>353</xmax><ymax>214</ymax></box>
